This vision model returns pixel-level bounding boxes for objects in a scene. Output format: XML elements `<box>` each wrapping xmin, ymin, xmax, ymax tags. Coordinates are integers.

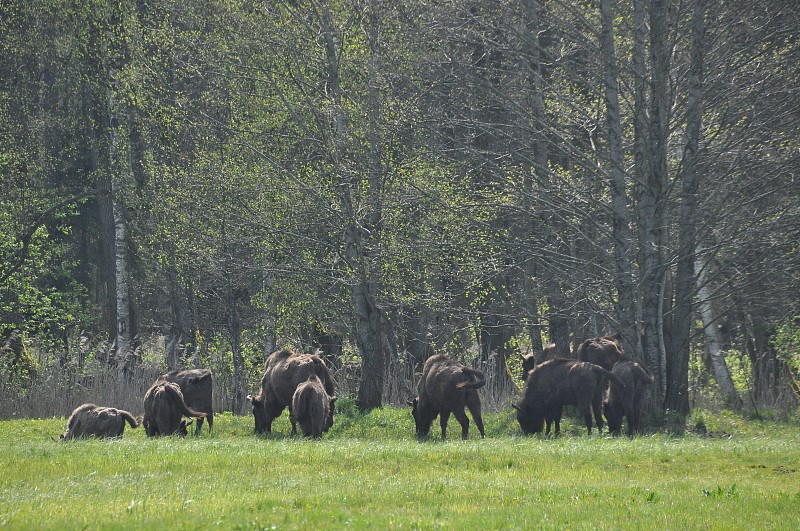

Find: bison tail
<box><xmin>121</xmin><ymin>410</ymin><xmax>140</xmax><ymax>429</ymax></box>
<box><xmin>633</xmin><ymin>363</ymin><xmax>655</xmax><ymax>384</ymax></box>
<box><xmin>164</xmin><ymin>384</ymin><xmax>206</xmax><ymax>418</ymax></box>
<box><xmin>456</xmin><ymin>368</ymin><xmax>487</xmax><ymax>390</ymax></box>
<box><xmin>592</xmin><ymin>365</ymin><xmax>627</xmax><ymax>390</ymax></box>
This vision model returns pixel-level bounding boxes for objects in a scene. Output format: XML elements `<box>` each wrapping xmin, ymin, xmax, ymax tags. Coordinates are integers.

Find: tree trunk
<box><xmin>320</xmin><ymin>1</ymin><xmax>386</xmax><ymax>411</ymax></box>
<box><xmin>107</xmin><ymin>69</ymin><xmax>132</xmax><ymax>369</ymax></box>
<box><xmin>696</xmin><ymin>249</ymin><xmax>740</xmax><ymax>407</ymax></box>
<box><xmin>228</xmin><ymin>281</ymin><xmax>245</xmax><ymax>414</ymax></box>
<box><xmin>600</xmin><ymin>0</ymin><xmax>639</xmax><ymax>360</ymax></box>
<box><xmin>635</xmin><ymin>0</ymin><xmax>670</xmax><ymax>407</ymax></box>
<box><xmin>666</xmin><ymin>0</ymin><xmax>705</xmax><ymax>414</ymax></box>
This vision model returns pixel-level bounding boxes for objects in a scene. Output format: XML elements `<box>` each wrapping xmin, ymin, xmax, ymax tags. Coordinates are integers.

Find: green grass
<box><xmin>2</xmin><ymin>404</ymin><xmax>800</xmax><ymax>529</ymax></box>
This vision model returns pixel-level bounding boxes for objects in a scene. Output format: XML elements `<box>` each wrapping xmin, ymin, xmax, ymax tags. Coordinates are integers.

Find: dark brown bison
<box><xmin>142</xmin><ymin>381</ymin><xmax>206</xmax><ymax>437</ymax></box>
<box><xmin>410</xmin><ymin>354</ymin><xmax>486</xmax><ymax>440</ymax></box>
<box><xmin>576</xmin><ymin>333</ymin><xmax>626</xmax><ymax>371</ymax></box>
<box><xmin>247</xmin><ymin>349</ymin><xmax>336</xmax><ymax>435</ymax></box>
<box><xmin>159</xmin><ymin>368</ymin><xmax>213</xmax><ymax>435</ymax></box>
<box><xmin>60</xmin><ymin>403</ymin><xmax>139</xmax><ymax>440</ymax></box>
<box><xmin>520</xmin><ymin>344</ymin><xmax>560</xmax><ymax>381</ymax></box>
<box><xmin>514</xmin><ymin>358</ymin><xmax>624</xmax><ymax>436</ymax></box>
<box><xmin>604</xmin><ymin>359</ymin><xmax>654</xmax><ymax>436</ymax></box>
<box><xmin>291</xmin><ymin>374</ymin><xmax>337</xmax><ymax>439</ymax></box>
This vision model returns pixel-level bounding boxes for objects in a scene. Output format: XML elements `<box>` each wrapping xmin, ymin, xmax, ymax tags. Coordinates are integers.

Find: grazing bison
<box><xmin>514</xmin><ymin>358</ymin><xmax>624</xmax><ymax>436</ymax></box>
<box><xmin>60</xmin><ymin>403</ymin><xmax>139</xmax><ymax>440</ymax></box>
<box><xmin>576</xmin><ymin>334</ymin><xmax>626</xmax><ymax>371</ymax></box>
<box><xmin>159</xmin><ymin>368</ymin><xmax>213</xmax><ymax>435</ymax></box>
<box><xmin>604</xmin><ymin>359</ymin><xmax>654</xmax><ymax>436</ymax></box>
<box><xmin>291</xmin><ymin>374</ymin><xmax>337</xmax><ymax>439</ymax></box>
<box><xmin>142</xmin><ymin>381</ymin><xmax>206</xmax><ymax>437</ymax></box>
<box><xmin>410</xmin><ymin>354</ymin><xmax>486</xmax><ymax>440</ymax></box>
<box><xmin>247</xmin><ymin>349</ymin><xmax>336</xmax><ymax>435</ymax></box>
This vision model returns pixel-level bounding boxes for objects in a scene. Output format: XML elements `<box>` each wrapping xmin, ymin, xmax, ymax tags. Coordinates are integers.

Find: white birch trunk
<box><xmin>696</xmin><ymin>249</ymin><xmax>740</xmax><ymax>406</ymax></box>
<box><xmin>109</xmin><ymin>89</ymin><xmax>131</xmax><ymax>362</ymax></box>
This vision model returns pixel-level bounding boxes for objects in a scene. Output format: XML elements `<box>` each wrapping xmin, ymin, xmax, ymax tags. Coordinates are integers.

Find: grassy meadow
<box><xmin>1</xmin><ymin>402</ymin><xmax>799</xmax><ymax>530</ymax></box>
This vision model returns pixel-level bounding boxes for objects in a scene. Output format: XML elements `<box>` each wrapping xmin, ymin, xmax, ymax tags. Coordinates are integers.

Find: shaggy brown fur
<box><xmin>159</xmin><ymin>368</ymin><xmax>214</xmax><ymax>435</ymax></box>
<box><xmin>60</xmin><ymin>403</ymin><xmax>139</xmax><ymax>440</ymax></box>
<box><xmin>520</xmin><ymin>344</ymin><xmax>560</xmax><ymax>381</ymax></box>
<box><xmin>576</xmin><ymin>334</ymin><xmax>626</xmax><ymax>371</ymax></box>
<box><xmin>291</xmin><ymin>374</ymin><xmax>337</xmax><ymax>439</ymax></box>
<box><xmin>247</xmin><ymin>349</ymin><xmax>336</xmax><ymax>435</ymax></box>
<box><xmin>514</xmin><ymin>358</ymin><xmax>625</xmax><ymax>436</ymax></box>
<box><xmin>410</xmin><ymin>354</ymin><xmax>486</xmax><ymax>440</ymax></box>
<box><xmin>604</xmin><ymin>360</ymin><xmax>654</xmax><ymax>436</ymax></box>
<box><xmin>142</xmin><ymin>381</ymin><xmax>206</xmax><ymax>437</ymax></box>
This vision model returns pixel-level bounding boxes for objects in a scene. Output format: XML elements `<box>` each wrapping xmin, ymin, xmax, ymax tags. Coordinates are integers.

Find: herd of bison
<box><xmin>60</xmin><ymin>333</ymin><xmax>654</xmax><ymax>441</ymax></box>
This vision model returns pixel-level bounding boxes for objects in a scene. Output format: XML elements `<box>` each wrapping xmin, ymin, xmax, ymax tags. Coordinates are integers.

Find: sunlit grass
<box><xmin>1</xmin><ymin>406</ymin><xmax>799</xmax><ymax>529</ymax></box>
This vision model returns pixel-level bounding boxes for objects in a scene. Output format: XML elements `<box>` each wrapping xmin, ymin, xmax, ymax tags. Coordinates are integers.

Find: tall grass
<box><xmin>2</xmin><ymin>407</ymin><xmax>799</xmax><ymax>529</ymax></box>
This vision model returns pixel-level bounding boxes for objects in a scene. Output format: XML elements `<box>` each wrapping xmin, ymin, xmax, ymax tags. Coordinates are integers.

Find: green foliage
<box><xmin>773</xmin><ymin>318</ymin><xmax>800</xmax><ymax>376</ymax></box>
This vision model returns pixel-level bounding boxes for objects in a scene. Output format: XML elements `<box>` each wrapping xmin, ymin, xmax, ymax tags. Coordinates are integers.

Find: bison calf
<box><xmin>411</xmin><ymin>354</ymin><xmax>486</xmax><ymax>440</ymax></box>
<box><xmin>248</xmin><ymin>349</ymin><xmax>336</xmax><ymax>435</ymax></box>
<box><xmin>61</xmin><ymin>403</ymin><xmax>139</xmax><ymax>440</ymax></box>
<box><xmin>604</xmin><ymin>359</ymin><xmax>654</xmax><ymax>436</ymax></box>
<box><xmin>143</xmin><ymin>381</ymin><xmax>206</xmax><ymax>437</ymax></box>
<box><xmin>159</xmin><ymin>368</ymin><xmax>213</xmax><ymax>435</ymax></box>
<box><xmin>514</xmin><ymin>358</ymin><xmax>623</xmax><ymax>436</ymax></box>
<box><xmin>576</xmin><ymin>333</ymin><xmax>626</xmax><ymax>371</ymax></box>
<box><xmin>291</xmin><ymin>374</ymin><xmax>337</xmax><ymax>439</ymax></box>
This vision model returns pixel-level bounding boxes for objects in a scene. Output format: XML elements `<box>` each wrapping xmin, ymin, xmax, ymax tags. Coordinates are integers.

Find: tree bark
<box><xmin>600</xmin><ymin>0</ymin><xmax>640</xmax><ymax>361</ymax></box>
<box><xmin>696</xmin><ymin>248</ymin><xmax>740</xmax><ymax>407</ymax></box>
<box><xmin>320</xmin><ymin>0</ymin><xmax>386</xmax><ymax>410</ymax></box>
<box><xmin>666</xmin><ymin>0</ymin><xmax>705</xmax><ymax>414</ymax></box>
<box><xmin>635</xmin><ymin>0</ymin><xmax>670</xmax><ymax>407</ymax></box>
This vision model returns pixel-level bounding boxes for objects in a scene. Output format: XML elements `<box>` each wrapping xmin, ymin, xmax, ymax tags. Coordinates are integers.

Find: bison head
<box><xmin>410</xmin><ymin>397</ymin><xmax>436</xmax><ymax>438</ymax></box>
<box><xmin>178</xmin><ymin>419</ymin><xmax>193</xmax><ymax>437</ymax></box>
<box><xmin>247</xmin><ymin>394</ymin><xmax>268</xmax><ymax>434</ymax></box>
<box><xmin>520</xmin><ymin>353</ymin><xmax>537</xmax><ymax>379</ymax></box>
<box><xmin>513</xmin><ymin>401</ymin><xmax>545</xmax><ymax>434</ymax></box>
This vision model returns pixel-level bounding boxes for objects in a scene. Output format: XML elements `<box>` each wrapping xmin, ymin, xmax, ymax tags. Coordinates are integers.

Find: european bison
<box><xmin>159</xmin><ymin>368</ymin><xmax>213</xmax><ymax>435</ymax></box>
<box><xmin>576</xmin><ymin>333</ymin><xmax>626</xmax><ymax>371</ymax></box>
<box><xmin>247</xmin><ymin>349</ymin><xmax>336</xmax><ymax>435</ymax></box>
<box><xmin>60</xmin><ymin>403</ymin><xmax>139</xmax><ymax>440</ymax></box>
<box><xmin>410</xmin><ymin>354</ymin><xmax>486</xmax><ymax>440</ymax></box>
<box><xmin>514</xmin><ymin>358</ymin><xmax>624</xmax><ymax>436</ymax></box>
<box><xmin>520</xmin><ymin>344</ymin><xmax>560</xmax><ymax>381</ymax></box>
<box><xmin>142</xmin><ymin>381</ymin><xmax>206</xmax><ymax>437</ymax></box>
<box><xmin>291</xmin><ymin>374</ymin><xmax>337</xmax><ymax>439</ymax></box>
<box><xmin>604</xmin><ymin>359</ymin><xmax>654</xmax><ymax>436</ymax></box>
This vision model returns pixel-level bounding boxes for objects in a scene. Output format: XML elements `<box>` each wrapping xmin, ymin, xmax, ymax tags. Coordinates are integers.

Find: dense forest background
<box><xmin>1</xmin><ymin>0</ymin><xmax>798</xmax><ymax>422</ymax></box>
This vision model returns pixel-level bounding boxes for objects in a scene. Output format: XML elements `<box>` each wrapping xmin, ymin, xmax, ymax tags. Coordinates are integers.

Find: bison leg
<box><xmin>592</xmin><ymin>399</ymin><xmax>604</xmax><ymax>434</ymax></box>
<box><xmin>264</xmin><ymin>403</ymin><xmax>285</xmax><ymax>434</ymax></box>
<box><xmin>553</xmin><ymin>406</ymin><xmax>563</xmax><ymax>437</ymax></box>
<box><xmin>452</xmin><ymin>408</ymin><xmax>472</xmax><ymax>440</ymax></box>
<box><xmin>544</xmin><ymin>405</ymin><xmax>563</xmax><ymax>437</ymax></box>
<box><xmin>466</xmin><ymin>396</ymin><xmax>485</xmax><ymax>439</ymax></box>
<box><xmin>439</xmin><ymin>411</ymin><xmax>451</xmax><ymax>440</ymax></box>
<box><xmin>579</xmin><ymin>403</ymin><xmax>594</xmax><ymax>435</ymax></box>
<box><xmin>194</xmin><ymin>416</ymin><xmax>204</xmax><ymax>436</ymax></box>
